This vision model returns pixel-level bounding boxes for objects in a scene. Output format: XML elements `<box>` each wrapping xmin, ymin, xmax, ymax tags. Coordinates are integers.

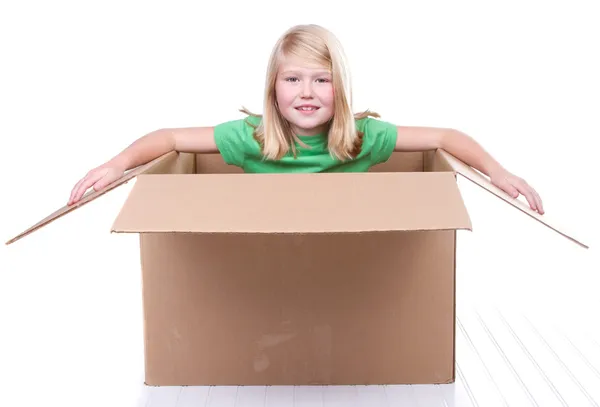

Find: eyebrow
<box><xmin>280</xmin><ymin>70</ymin><xmax>332</xmax><ymax>76</ymax></box>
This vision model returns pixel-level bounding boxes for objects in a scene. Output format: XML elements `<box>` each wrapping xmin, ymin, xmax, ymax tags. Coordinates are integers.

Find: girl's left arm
<box><xmin>394</xmin><ymin>126</ymin><xmax>544</xmax><ymax>214</ymax></box>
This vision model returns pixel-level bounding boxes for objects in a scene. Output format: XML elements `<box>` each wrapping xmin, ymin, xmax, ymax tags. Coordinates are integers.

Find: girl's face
<box><xmin>275</xmin><ymin>55</ymin><xmax>334</xmax><ymax>136</ymax></box>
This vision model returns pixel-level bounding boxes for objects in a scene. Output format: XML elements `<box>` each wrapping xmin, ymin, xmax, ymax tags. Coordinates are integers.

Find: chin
<box><xmin>290</xmin><ymin>109</ymin><xmax>331</xmax><ymax>123</ymax></box>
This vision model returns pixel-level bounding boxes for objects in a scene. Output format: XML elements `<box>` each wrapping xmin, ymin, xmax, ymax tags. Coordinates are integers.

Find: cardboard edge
<box><xmin>452</xmin><ymin>229</ymin><xmax>457</xmax><ymax>384</ymax></box>
<box><xmin>4</xmin><ymin>152</ymin><xmax>179</xmax><ymax>246</ymax></box>
<box><xmin>437</xmin><ymin>149</ymin><xmax>589</xmax><ymax>249</ymax></box>
<box><xmin>109</xmin><ymin>227</ymin><xmax>474</xmax><ymax>235</ymax></box>
<box><xmin>138</xmin><ymin>234</ymin><xmax>152</xmax><ymax>387</ymax></box>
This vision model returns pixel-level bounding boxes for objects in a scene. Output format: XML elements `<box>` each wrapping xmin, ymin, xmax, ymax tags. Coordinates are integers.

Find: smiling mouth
<box><xmin>295</xmin><ymin>106</ymin><xmax>320</xmax><ymax>111</ymax></box>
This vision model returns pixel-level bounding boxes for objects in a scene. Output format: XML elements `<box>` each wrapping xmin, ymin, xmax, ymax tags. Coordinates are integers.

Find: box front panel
<box><xmin>139</xmin><ymin>230</ymin><xmax>455</xmax><ymax>385</ymax></box>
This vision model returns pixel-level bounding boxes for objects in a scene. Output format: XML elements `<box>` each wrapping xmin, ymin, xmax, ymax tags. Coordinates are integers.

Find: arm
<box><xmin>68</xmin><ymin>126</ymin><xmax>217</xmax><ymax>205</ymax></box>
<box><xmin>394</xmin><ymin>126</ymin><xmax>544</xmax><ymax>214</ymax></box>
<box><xmin>106</xmin><ymin>126</ymin><xmax>218</xmax><ymax>170</ymax></box>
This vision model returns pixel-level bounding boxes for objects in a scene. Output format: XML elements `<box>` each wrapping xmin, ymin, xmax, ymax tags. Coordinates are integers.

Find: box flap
<box><xmin>437</xmin><ymin>149</ymin><xmax>589</xmax><ymax>249</ymax></box>
<box><xmin>5</xmin><ymin>152</ymin><xmax>180</xmax><ymax>245</ymax></box>
<box><xmin>111</xmin><ymin>172</ymin><xmax>473</xmax><ymax>234</ymax></box>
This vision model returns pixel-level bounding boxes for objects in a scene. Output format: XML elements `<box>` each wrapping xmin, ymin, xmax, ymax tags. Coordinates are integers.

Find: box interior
<box><xmin>192</xmin><ymin>151</ymin><xmax>442</xmax><ymax>175</ymax></box>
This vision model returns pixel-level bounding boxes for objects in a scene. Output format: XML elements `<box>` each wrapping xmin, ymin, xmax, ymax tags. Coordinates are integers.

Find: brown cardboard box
<box><xmin>5</xmin><ymin>149</ymin><xmax>587</xmax><ymax>386</ymax></box>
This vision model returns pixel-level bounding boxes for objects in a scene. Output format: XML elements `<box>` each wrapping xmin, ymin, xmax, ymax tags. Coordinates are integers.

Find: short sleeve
<box><xmin>360</xmin><ymin>117</ymin><xmax>398</xmax><ymax>165</ymax></box>
<box><xmin>213</xmin><ymin>118</ymin><xmax>256</xmax><ymax>167</ymax></box>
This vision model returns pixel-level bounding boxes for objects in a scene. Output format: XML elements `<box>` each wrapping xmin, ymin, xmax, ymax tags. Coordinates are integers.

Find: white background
<box><xmin>1</xmin><ymin>1</ymin><xmax>598</xmax><ymax>406</ymax></box>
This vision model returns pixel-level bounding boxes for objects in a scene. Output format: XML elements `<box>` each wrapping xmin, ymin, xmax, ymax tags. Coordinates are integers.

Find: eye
<box><xmin>285</xmin><ymin>77</ymin><xmax>299</xmax><ymax>82</ymax></box>
<box><xmin>316</xmin><ymin>78</ymin><xmax>331</xmax><ymax>83</ymax></box>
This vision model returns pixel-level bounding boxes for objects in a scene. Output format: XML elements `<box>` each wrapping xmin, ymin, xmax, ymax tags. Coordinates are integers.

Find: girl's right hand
<box><xmin>68</xmin><ymin>165</ymin><xmax>125</xmax><ymax>206</ymax></box>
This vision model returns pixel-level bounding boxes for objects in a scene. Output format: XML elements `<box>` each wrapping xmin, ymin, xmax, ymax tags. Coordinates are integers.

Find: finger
<box><xmin>93</xmin><ymin>175</ymin><xmax>113</xmax><ymax>192</ymax></box>
<box><xmin>72</xmin><ymin>177</ymin><xmax>90</xmax><ymax>204</ymax></box>
<box><xmin>517</xmin><ymin>179</ymin><xmax>543</xmax><ymax>214</ymax></box>
<box><xmin>527</xmin><ymin>185</ymin><xmax>543</xmax><ymax>214</ymax></box>
<box><xmin>533</xmin><ymin>189</ymin><xmax>544</xmax><ymax>214</ymax></box>
<box><xmin>529</xmin><ymin>188</ymin><xmax>541</xmax><ymax>213</ymax></box>
<box><xmin>517</xmin><ymin>184</ymin><xmax>537</xmax><ymax>212</ymax></box>
<box><xmin>74</xmin><ymin>173</ymin><xmax>102</xmax><ymax>203</ymax></box>
<box><xmin>502</xmin><ymin>181</ymin><xmax>520</xmax><ymax>199</ymax></box>
<box><xmin>69</xmin><ymin>178</ymin><xmax>86</xmax><ymax>205</ymax></box>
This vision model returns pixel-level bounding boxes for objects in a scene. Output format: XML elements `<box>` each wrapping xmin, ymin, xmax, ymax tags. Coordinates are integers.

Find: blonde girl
<box><xmin>69</xmin><ymin>24</ymin><xmax>543</xmax><ymax>214</ymax></box>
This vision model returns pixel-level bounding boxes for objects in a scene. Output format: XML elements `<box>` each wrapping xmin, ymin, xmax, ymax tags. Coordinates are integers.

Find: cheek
<box><xmin>320</xmin><ymin>85</ymin><xmax>335</xmax><ymax>106</ymax></box>
<box><xmin>275</xmin><ymin>82</ymin><xmax>294</xmax><ymax>104</ymax></box>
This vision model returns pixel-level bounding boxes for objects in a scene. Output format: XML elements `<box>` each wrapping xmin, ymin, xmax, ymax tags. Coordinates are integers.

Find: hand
<box><xmin>489</xmin><ymin>168</ymin><xmax>544</xmax><ymax>214</ymax></box>
<box><xmin>68</xmin><ymin>164</ymin><xmax>125</xmax><ymax>206</ymax></box>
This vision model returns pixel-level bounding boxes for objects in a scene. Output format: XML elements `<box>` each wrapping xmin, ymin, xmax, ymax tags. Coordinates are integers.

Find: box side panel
<box><xmin>424</xmin><ymin>149</ymin><xmax>454</xmax><ymax>173</ymax></box>
<box><xmin>146</xmin><ymin>152</ymin><xmax>195</xmax><ymax>175</ymax></box>
<box><xmin>424</xmin><ymin>150</ymin><xmax>433</xmax><ymax>172</ymax></box>
<box><xmin>369</xmin><ymin>151</ymin><xmax>424</xmax><ymax>172</ymax></box>
<box><xmin>139</xmin><ymin>231</ymin><xmax>456</xmax><ymax>385</ymax></box>
<box><xmin>195</xmin><ymin>153</ymin><xmax>244</xmax><ymax>174</ymax></box>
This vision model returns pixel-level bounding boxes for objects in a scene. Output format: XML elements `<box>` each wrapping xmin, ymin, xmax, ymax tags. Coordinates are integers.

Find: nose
<box><xmin>301</xmin><ymin>80</ymin><xmax>313</xmax><ymax>98</ymax></box>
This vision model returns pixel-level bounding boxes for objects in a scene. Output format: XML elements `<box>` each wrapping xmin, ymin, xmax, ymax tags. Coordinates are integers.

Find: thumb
<box><xmin>497</xmin><ymin>179</ymin><xmax>519</xmax><ymax>198</ymax></box>
<box><xmin>507</xmin><ymin>185</ymin><xmax>519</xmax><ymax>198</ymax></box>
<box><xmin>93</xmin><ymin>176</ymin><xmax>113</xmax><ymax>192</ymax></box>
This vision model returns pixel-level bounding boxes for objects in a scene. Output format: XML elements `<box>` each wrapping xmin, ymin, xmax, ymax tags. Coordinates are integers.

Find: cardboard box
<box><xmin>5</xmin><ymin>149</ymin><xmax>587</xmax><ymax>386</ymax></box>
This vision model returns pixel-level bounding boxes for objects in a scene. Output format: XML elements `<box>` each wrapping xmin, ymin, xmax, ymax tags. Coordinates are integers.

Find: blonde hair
<box><xmin>240</xmin><ymin>24</ymin><xmax>379</xmax><ymax>161</ymax></box>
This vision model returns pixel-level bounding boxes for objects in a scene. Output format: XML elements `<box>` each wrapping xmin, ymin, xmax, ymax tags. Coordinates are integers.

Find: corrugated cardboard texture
<box><xmin>111</xmin><ymin>172</ymin><xmax>472</xmax><ymax>233</ymax></box>
<box><xmin>139</xmin><ymin>230</ymin><xmax>456</xmax><ymax>385</ymax></box>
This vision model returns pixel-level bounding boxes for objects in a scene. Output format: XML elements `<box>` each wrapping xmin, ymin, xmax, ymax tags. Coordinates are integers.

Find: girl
<box><xmin>68</xmin><ymin>24</ymin><xmax>544</xmax><ymax>214</ymax></box>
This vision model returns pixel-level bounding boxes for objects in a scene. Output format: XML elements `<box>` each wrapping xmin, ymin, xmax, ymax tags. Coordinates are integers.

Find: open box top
<box><xmin>110</xmin><ymin>171</ymin><xmax>472</xmax><ymax>234</ymax></box>
<box><xmin>5</xmin><ymin>149</ymin><xmax>588</xmax><ymax>249</ymax></box>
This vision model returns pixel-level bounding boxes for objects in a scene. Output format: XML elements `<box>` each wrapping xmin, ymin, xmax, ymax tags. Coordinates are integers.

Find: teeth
<box><xmin>298</xmin><ymin>107</ymin><xmax>317</xmax><ymax>111</ymax></box>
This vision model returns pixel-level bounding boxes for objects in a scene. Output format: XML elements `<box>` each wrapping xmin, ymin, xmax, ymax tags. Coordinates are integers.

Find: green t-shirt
<box><xmin>213</xmin><ymin>115</ymin><xmax>397</xmax><ymax>173</ymax></box>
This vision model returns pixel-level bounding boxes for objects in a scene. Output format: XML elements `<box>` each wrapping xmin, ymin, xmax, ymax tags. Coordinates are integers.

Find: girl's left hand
<box><xmin>489</xmin><ymin>169</ymin><xmax>544</xmax><ymax>214</ymax></box>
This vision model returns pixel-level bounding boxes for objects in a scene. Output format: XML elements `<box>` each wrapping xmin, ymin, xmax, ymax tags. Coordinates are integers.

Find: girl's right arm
<box><xmin>68</xmin><ymin>126</ymin><xmax>217</xmax><ymax>205</ymax></box>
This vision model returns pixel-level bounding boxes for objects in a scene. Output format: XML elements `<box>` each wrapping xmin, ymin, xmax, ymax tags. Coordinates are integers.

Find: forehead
<box><xmin>278</xmin><ymin>55</ymin><xmax>331</xmax><ymax>75</ymax></box>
